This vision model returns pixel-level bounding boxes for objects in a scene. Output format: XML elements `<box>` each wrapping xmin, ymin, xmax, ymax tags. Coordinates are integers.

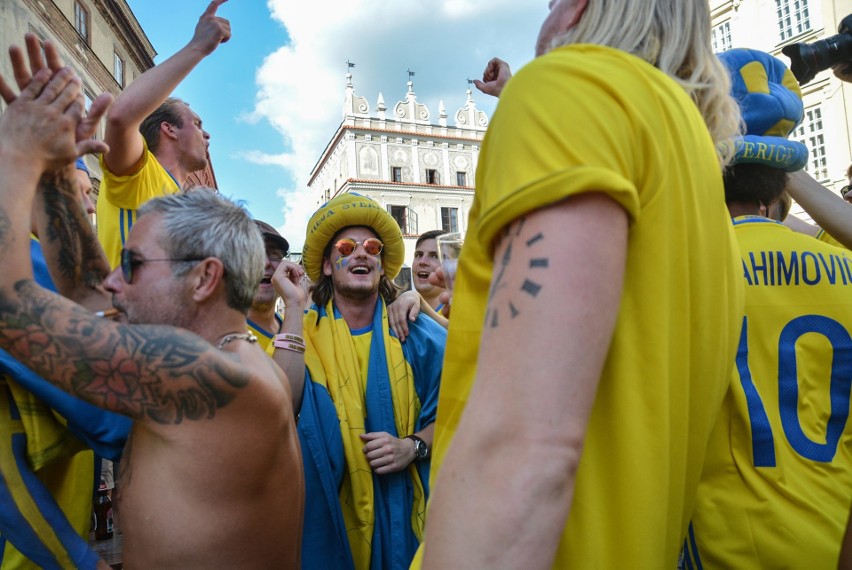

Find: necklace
<box><xmin>216</xmin><ymin>331</ymin><xmax>258</xmax><ymax>350</ymax></box>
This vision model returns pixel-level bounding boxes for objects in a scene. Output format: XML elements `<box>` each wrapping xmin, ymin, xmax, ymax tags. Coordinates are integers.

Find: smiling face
<box><xmin>322</xmin><ymin>226</ymin><xmax>384</xmax><ymax>302</ymax></box>
<box><xmin>252</xmin><ymin>239</ymin><xmax>286</xmax><ymax>311</ymax></box>
<box><xmin>412</xmin><ymin>238</ymin><xmax>444</xmax><ymax>299</ymax></box>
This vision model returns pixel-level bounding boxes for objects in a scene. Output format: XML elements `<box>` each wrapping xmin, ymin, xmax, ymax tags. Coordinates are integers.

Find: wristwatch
<box><xmin>406</xmin><ymin>435</ymin><xmax>429</xmax><ymax>463</ymax></box>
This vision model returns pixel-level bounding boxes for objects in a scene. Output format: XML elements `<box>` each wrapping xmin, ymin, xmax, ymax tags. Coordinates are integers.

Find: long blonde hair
<box><xmin>550</xmin><ymin>0</ymin><xmax>741</xmax><ymax>168</ymax></box>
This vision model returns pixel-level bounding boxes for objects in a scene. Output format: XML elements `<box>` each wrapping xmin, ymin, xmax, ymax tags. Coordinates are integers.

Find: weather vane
<box><xmin>407</xmin><ymin>68</ymin><xmax>416</xmax><ymax>79</ymax></box>
<box><xmin>346</xmin><ymin>60</ymin><xmax>356</xmax><ymax>70</ymax></box>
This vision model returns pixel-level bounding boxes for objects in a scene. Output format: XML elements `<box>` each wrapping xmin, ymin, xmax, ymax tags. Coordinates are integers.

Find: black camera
<box><xmin>782</xmin><ymin>14</ymin><xmax>852</xmax><ymax>85</ymax></box>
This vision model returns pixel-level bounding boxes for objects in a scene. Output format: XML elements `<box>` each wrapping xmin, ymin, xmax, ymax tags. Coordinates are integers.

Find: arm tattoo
<box><xmin>484</xmin><ymin>217</ymin><xmax>549</xmax><ymax>329</ymax></box>
<box><xmin>38</xmin><ymin>170</ymin><xmax>110</xmax><ymax>291</ymax></box>
<box><xmin>0</xmin><ymin>280</ymin><xmax>250</xmax><ymax>425</ymax></box>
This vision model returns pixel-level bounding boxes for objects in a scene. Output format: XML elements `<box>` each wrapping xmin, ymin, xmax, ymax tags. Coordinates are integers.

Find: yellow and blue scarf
<box><xmin>300</xmin><ymin>298</ymin><xmax>436</xmax><ymax>570</ymax></box>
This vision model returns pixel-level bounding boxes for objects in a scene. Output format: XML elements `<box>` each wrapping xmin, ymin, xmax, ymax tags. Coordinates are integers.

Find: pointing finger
<box><xmin>202</xmin><ymin>0</ymin><xmax>228</xmax><ymax>17</ymax></box>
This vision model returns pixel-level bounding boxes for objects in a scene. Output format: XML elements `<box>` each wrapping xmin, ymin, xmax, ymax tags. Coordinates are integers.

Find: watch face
<box><xmin>414</xmin><ymin>439</ymin><xmax>427</xmax><ymax>458</ymax></box>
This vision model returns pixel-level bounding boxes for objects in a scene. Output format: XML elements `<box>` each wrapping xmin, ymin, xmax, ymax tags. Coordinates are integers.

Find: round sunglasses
<box><xmin>334</xmin><ymin>237</ymin><xmax>383</xmax><ymax>257</ymax></box>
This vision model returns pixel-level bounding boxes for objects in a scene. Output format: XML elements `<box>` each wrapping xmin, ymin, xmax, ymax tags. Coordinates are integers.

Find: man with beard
<box><xmin>0</xmin><ymin>60</ymin><xmax>304</xmax><ymax>567</ymax></box>
<box><xmin>290</xmin><ymin>193</ymin><xmax>446</xmax><ymax>569</ymax></box>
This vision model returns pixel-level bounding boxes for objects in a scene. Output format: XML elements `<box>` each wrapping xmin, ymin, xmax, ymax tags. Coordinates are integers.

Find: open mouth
<box><xmin>259</xmin><ymin>276</ymin><xmax>272</xmax><ymax>285</ymax></box>
<box><xmin>416</xmin><ymin>271</ymin><xmax>430</xmax><ymax>280</ymax></box>
<box><xmin>350</xmin><ymin>265</ymin><xmax>371</xmax><ymax>275</ymax></box>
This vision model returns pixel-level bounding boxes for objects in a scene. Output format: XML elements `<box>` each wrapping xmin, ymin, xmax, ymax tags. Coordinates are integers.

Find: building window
<box><xmin>792</xmin><ymin>104</ymin><xmax>827</xmax><ymax>181</ymax></box>
<box><xmin>441</xmin><ymin>207</ymin><xmax>459</xmax><ymax>233</ymax></box>
<box><xmin>426</xmin><ymin>169</ymin><xmax>440</xmax><ymax>184</ymax></box>
<box><xmin>388</xmin><ymin>205</ymin><xmax>408</xmax><ymax>233</ymax></box>
<box><xmin>74</xmin><ymin>1</ymin><xmax>90</xmax><ymax>43</ymax></box>
<box><xmin>83</xmin><ymin>90</ymin><xmax>93</xmax><ymax>113</ymax></box>
<box><xmin>388</xmin><ymin>205</ymin><xmax>417</xmax><ymax>234</ymax></box>
<box><xmin>776</xmin><ymin>0</ymin><xmax>811</xmax><ymax>42</ymax></box>
<box><xmin>456</xmin><ymin>171</ymin><xmax>468</xmax><ymax>186</ymax></box>
<box><xmin>391</xmin><ymin>167</ymin><xmax>402</xmax><ymax>183</ymax></box>
<box><xmin>113</xmin><ymin>52</ymin><xmax>124</xmax><ymax>87</ymax></box>
<box><xmin>711</xmin><ymin>21</ymin><xmax>732</xmax><ymax>53</ymax></box>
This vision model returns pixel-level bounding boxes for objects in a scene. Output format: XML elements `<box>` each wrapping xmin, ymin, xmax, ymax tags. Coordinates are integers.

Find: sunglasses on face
<box><xmin>841</xmin><ymin>185</ymin><xmax>852</xmax><ymax>199</ymax></box>
<box><xmin>333</xmin><ymin>237</ymin><xmax>384</xmax><ymax>257</ymax></box>
<box><xmin>120</xmin><ymin>249</ymin><xmax>205</xmax><ymax>284</ymax></box>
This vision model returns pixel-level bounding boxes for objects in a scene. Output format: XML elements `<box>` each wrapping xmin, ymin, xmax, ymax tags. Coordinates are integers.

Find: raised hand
<box><xmin>1</xmin><ymin>34</ymin><xmax>111</xmax><ymax>158</ymax></box>
<box><xmin>0</xmin><ymin>68</ymin><xmax>83</xmax><ymax>171</ymax></box>
<box><xmin>191</xmin><ymin>0</ymin><xmax>232</xmax><ymax>56</ymax></box>
<box><xmin>271</xmin><ymin>259</ymin><xmax>307</xmax><ymax>311</ymax></box>
<box><xmin>473</xmin><ymin>57</ymin><xmax>513</xmax><ymax>98</ymax></box>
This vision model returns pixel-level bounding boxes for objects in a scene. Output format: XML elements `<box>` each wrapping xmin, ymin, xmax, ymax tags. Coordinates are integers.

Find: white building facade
<box><xmin>307</xmin><ymin>73</ymin><xmax>488</xmax><ymax>285</ymax></box>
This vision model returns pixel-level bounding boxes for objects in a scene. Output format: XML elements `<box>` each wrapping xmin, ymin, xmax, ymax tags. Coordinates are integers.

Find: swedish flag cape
<box><xmin>0</xmin><ymin>238</ymin><xmax>129</xmax><ymax>569</ymax></box>
<box><xmin>298</xmin><ymin>299</ymin><xmax>445</xmax><ymax>570</ymax></box>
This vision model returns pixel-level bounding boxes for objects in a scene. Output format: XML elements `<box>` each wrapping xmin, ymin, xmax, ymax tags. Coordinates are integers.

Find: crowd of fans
<box><xmin>1</xmin><ymin>0</ymin><xmax>852</xmax><ymax>568</ymax></box>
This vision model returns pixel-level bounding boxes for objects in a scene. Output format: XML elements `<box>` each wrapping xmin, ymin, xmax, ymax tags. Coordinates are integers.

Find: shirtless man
<box><xmin>0</xmin><ymin>50</ymin><xmax>303</xmax><ymax>568</ymax></box>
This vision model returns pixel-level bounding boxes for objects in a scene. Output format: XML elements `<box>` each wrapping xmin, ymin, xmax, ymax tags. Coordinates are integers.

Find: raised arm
<box><xmin>422</xmin><ymin>194</ymin><xmax>628</xmax><ymax>569</ymax></box>
<box><xmin>271</xmin><ymin>259</ymin><xmax>307</xmax><ymax>413</ymax></box>
<box><xmin>103</xmin><ymin>0</ymin><xmax>231</xmax><ymax>176</ymax></box>
<box><xmin>473</xmin><ymin>57</ymin><xmax>513</xmax><ymax>98</ymax></box>
<box><xmin>0</xmin><ymin>56</ymin><xmax>251</xmax><ymax>431</ymax></box>
<box><xmin>5</xmin><ymin>34</ymin><xmax>114</xmax><ymax>309</ymax></box>
<box><xmin>785</xmin><ymin>169</ymin><xmax>852</xmax><ymax>248</ymax></box>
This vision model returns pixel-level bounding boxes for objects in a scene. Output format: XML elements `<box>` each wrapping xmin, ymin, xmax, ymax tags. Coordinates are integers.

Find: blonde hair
<box><xmin>549</xmin><ymin>0</ymin><xmax>741</xmax><ymax>168</ymax></box>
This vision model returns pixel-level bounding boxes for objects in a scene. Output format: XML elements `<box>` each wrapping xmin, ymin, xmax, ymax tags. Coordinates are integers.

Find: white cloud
<box><xmin>250</xmin><ymin>0</ymin><xmax>547</xmax><ymax>249</ymax></box>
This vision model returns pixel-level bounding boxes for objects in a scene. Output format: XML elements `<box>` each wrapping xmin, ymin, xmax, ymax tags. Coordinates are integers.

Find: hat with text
<box><xmin>719</xmin><ymin>48</ymin><xmax>809</xmax><ymax>171</ymax></box>
<box><xmin>302</xmin><ymin>193</ymin><xmax>404</xmax><ymax>282</ymax></box>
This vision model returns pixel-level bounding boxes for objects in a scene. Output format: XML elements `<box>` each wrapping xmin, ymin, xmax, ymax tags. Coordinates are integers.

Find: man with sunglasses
<box><xmin>247</xmin><ymin>220</ymin><xmax>292</xmax><ymax>353</ymax></box>
<box><xmin>0</xmin><ymin>60</ymin><xmax>304</xmax><ymax>568</ymax></box>
<box><xmin>287</xmin><ymin>193</ymin><xmax>446</xmax><ymax>569</ymax></box>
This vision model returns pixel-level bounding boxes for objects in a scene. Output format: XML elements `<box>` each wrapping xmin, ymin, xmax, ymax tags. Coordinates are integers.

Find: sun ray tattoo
<box><xmin>484</xmin><ymin>220</ymin><xmax>548</xmax><ymax>328</ymax></box>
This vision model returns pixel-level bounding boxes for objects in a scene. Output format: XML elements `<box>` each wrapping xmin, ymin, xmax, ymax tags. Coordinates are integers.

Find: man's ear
<box><xmin>562</xmin><ymin>0</ymin><xmax>589</xmax><ymax>30</ymax></box>
<box><xmin>161</xmin><ymin>121</ymin><xmax>178</xmax><ymax>141</ymax></box>
<box><xmin>190</xmin><ymin>258</ymin><xmax>225</xmax><ymax>303</ymax></box>
<box><xmin>323</xmin><ymin>257</ymin><xmax>332</xmax><ymax>277</ymax></box>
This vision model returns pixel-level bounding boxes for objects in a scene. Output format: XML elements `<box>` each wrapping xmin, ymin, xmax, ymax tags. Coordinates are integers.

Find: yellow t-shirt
<box><xmin>817</xmin><ymin>228</ymin><xmax>847</xmax><ymax>250</ymax></box>
<box><xmin>416</xmin><ymin>45</ymin><xmax>743</xmax><ymax>568</ymax></box>
<box><xmin>247</xmin><ymin>313</ymin><xmax>284</xmax><ymax>355</ymax></box>
<box><xmin>97</xmin><ymin>143</ymin><xmax>180</xmax><ymax>269</ymax></box>
<box><xmin>689</xmin><ymin>217</ymin><xmax>852</xmax><ymax>568</ymax></box>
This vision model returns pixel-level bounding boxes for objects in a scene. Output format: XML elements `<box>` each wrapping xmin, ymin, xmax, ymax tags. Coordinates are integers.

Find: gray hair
<box><xmin>138</xmin><ymin>189</ymin><xmax>264</xmax><ymax>313</ymax></box>
<box><xmin>549</xmin><ymin>0</ymin><xmax>741</xmax><ymax>168</ymax></box>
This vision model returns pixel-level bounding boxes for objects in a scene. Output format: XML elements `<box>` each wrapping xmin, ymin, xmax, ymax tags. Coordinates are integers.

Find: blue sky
<box><xmin>125</xmin><ymin>0</ymin><xmax>546</xmax><ymax>250</ymax></box>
